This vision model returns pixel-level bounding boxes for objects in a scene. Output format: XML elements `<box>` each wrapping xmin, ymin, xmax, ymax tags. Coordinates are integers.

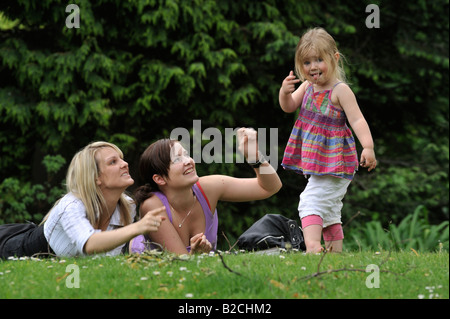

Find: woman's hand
<box><xmin>190</xmin><ymin>232</ymin><xmax>212</xmax><ymax>254</ymax></box>
<box><xmin>84</xmin><ymin>207</ymin><xmax>166</xmax><ymax>255</ymax></box>
<box><xmin>237</xmin><ymin>127</ymin><xmax>258</xmax><ymax>163</ymax></box>
<box><xmin>136</xmin><ymin>206</ymin><xmax>166</xmax><ymax>234</ymax></box>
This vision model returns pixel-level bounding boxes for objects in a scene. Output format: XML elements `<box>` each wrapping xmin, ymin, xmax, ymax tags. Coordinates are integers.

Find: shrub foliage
<box><xmin>0</xmin><ymin>0</ymin><xmax>448</xmax><ymax>248</ymax></box>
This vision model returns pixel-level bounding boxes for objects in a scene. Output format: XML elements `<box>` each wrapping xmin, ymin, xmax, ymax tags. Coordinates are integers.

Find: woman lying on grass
<box><xmin>0</xmin><ymin>141</ymin><xmax>165</xmax><ymax>259</ymax></box>
<box><xmin>131</xmin><ymin>128</ymin><xmax>282</xmax><ymax>255</ymax></box>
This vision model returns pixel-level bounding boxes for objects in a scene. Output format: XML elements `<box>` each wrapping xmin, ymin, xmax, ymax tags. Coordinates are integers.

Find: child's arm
<box><xmin>279</xmin><ymin>71</ymin><xmax>305</xmax><ymax>113</ymax></box>
<box><xmin>335</xmin><ymin>84</ymin><xmax>377</xmax><ymax>172</ymax></box>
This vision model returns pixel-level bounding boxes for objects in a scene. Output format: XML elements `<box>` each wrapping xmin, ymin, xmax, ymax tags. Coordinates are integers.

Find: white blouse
<box><xmin>43</xmin><ymin>192</ymin><xmax>136</xmax><ymax>257</ymax></box>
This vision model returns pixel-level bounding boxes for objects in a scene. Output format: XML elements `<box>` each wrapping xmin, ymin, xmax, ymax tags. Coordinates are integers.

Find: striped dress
<box><xmin>281</xmin><ymin>82</ymin><xmax>358</xmax><ymax>180</ymax></box>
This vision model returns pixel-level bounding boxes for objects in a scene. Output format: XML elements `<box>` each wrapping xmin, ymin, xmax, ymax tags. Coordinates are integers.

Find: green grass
<box><xmin>1</xmin><ymin>249</ymin><xmax>448</xmax><ymax>299</ymax></box>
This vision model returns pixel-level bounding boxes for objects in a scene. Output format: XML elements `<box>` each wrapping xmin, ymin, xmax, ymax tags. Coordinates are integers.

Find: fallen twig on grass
<box><xmin>301</xmin><ymin>212</ymin><xmax>409</xmax><ymax>281</ymax></box>
<box><xmin>126</xmin><ymin>245</ymin><xmax>191</xmax><ymax>267</ymax></box>
<box><xmin>128</xmin><ymin>240</ymin><xmax>244</xmax><ymax>277</ymax></box>
<box><xmin>313</xmin><ymin>211</ymin><xmax>362</xmax><ymax>273</ymax></box>
<box><xmin>217</xmin><ymin>252</ymin><xmax>243</xmax><ymax>277</ymax></box>
<box><xmin>222</xmin><ymin>231</ymin><xmax>239</xmax><ymax>251</ymax></box>
<box><xmin>31</xmin><ymin>251</ymin><xmax>59</xmax><ymax>259</ymax></box>
<box><xmin>299</xmin><ymin>265</ymin><xmax>403</xmax><ymax>281</ymax></box>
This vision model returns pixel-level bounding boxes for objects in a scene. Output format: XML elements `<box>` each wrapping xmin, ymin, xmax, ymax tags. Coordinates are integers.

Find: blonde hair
<box><xmin>42</xmin><ymin>141</ymin><xmax>133</xmax><ymax>228</ymax></box>
<box><xmin>294</xmin><ymin>27</ymin><xmax>347</xmax><ymax>83</ymax></box>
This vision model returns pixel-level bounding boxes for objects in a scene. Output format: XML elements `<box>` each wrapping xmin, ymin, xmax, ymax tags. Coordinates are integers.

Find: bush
<box><xmin>0</xmin><ymin>0</ymin><xmax>448</xmax><ymax>238</ymax></box>
<box><xmin>0</xmin><ymin>155</ymin><xmax>66</xmax><ymax>224</ymax></box>
<box><xmin>347</xmin><ymin>205</ymin><xmax>449</xmax><ymax>252</ymax></box>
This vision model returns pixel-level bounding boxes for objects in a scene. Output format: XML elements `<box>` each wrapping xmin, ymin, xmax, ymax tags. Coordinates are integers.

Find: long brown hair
<box><xmin>134</xmin><ymin>138</ymin><xmax>178</xmax><ymax>206</ymax></box>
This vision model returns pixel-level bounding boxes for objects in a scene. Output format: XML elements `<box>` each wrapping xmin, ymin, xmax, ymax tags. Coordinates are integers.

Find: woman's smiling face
<box><xmin>167</xmin><ymin>142</ymin><xmax>198</xmax><ymax>186</ymax></box>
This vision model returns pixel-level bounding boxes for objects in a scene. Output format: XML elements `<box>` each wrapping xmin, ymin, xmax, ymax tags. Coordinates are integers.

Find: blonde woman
<box><xmin>0</xmin><ymin>141</ymin><xmax>165</xmax><ymax>258</ymax></box>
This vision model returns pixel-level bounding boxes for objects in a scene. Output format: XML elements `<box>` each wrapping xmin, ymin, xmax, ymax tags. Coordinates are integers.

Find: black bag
<box><xmin>237</xmin><ymin>214</ymin><xmax>306</xmax><ymax>251</ymax></box>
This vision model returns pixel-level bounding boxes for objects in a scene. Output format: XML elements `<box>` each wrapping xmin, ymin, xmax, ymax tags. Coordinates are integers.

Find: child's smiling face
<box><xmin>302</xmin><ymin>49</ymin><xmax>330</xmax><ymax>85</ymax></box>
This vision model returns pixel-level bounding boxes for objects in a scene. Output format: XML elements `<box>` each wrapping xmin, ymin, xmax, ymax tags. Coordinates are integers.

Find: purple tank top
<box><xmin>152</xmin><ymin>182</ymin><xmax>218</xmax><ymax>252</ymax></box>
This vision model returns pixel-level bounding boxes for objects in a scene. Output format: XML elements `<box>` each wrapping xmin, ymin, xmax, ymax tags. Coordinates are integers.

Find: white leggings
<box><xmin>298</xmin><ymin>175</ymin><xmax>351</xmax><ymax>228</ymax></box>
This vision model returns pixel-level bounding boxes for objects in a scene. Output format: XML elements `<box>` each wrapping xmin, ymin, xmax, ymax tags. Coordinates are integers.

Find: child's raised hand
<box><xmin>281</xmin><ymin>71</ymin><xmax>301</xmax><ymax>95</ymax></box>
<box><xmin>360</xmin><ymin>148</ymin><xmax>377</xmax><ymax>172</ymax></box>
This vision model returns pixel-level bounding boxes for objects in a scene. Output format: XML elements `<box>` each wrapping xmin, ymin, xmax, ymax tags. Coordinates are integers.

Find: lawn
<box><xmin>1</xmin><ymin>249</ymin><xmax>448</xmax><ymax>302</ymax></box>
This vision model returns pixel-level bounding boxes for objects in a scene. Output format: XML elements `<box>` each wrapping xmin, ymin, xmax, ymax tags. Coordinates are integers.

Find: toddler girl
<box><xmin>280</xmin><ymin>27</ymin><xmax>377</xmax><ymax>253</ymax></box>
